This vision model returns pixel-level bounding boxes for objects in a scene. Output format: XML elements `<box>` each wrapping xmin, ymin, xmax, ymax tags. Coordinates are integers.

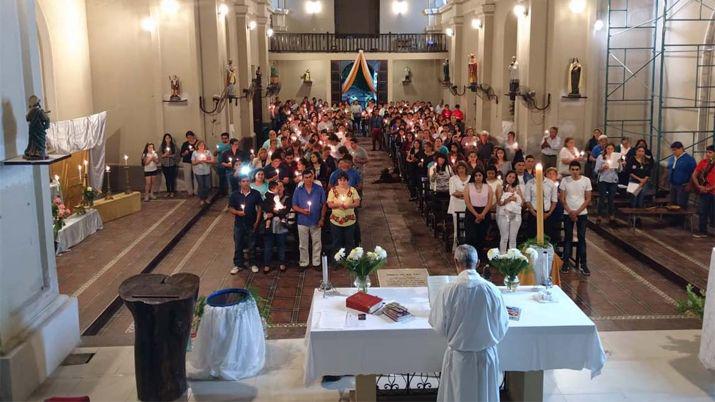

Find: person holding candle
<box><xmin>215</xmin><ymin>132</ymin><xmax>231</xmax><ymax>196</ymax></box>
<box><xmin>262</xmin><ymin>181</ymin><xmax>290</xmax><ymax>273</ymax></box>
<box><xmin>292</xmin><ymin>170</ymin><xmax>326</xmax><ymax>269</ymax></box>
<box><xmin>559</xmin><ymin>161</ymin><xmax>592</xmax><ymax>276</ymax></box>
<box><xmin>180</xmin><ymin>131</ymin><xmax>198</xmax><ymax>196</ymax></box>
<box><xmin>191</xmin><ymin>141</ymin><xmax>214</xmax><ymax>205</ymax></box>
<box><xmin>448</xmin><ymin>161</ymin><xmax>471</xmax><ymax>250</ymax></box>
<box><xmin>595</xmin><ymin>143</ymin><xmax>621</xmax><ymax>223</ymax></box>
<box><xmin>141</xmin><ymin>142</ymin><xmax>160</xmax><ymax>201</ymax></box>
<box><xmin>327</xmin><ymin>171</ymin><xmax>361</xmax><ymax>253</ymax></box>
<box><xmin>221</xmin><ymin>138</ymin><xmax>242</xmax><ymax>194</ymax></box>
<box><xmin>558</xmin><ymin>137</ymin><xmax>584</xmax><ymax>177</ymax></box>
<box><xmin>462</xmin><ymin>169</ymin><xmax>494</xmax><ymax>264</ymax></box>
<box><xmin>252</xmin><ymin>147</ymin><xmax>269</xmax><ymax>169</ymax></box>
<box><xmin>309</xmin><ymin>152</ymin><xmax>330</xmax><ymax>187</ymax></box>
<box><xmin>625</xmin><ymin>145</ymin><xmax>653</xmax><ymax>209</ymax></box>
<box><xmin>495</xmin><ymin>171</ymin><xmax>524</xmax><ymax>253</ymax></box>
<box><xmin>692</xmin><ymin>145</ymin><xmax>715</xmax><ymax>238</ymax></box>
<box><xmin>250</xmin><ymin>168</ymin><xmax>269</xmax><ymax>199</ymax></box>
<box><xmin>541</xmin><ymin>126</ymin><xmax>563</xmax><ymax>169</ymax></box>
<box><xmin>159</xmin><ymin>133</ymin><xmax>179</xmax><ymax>198</ymax></box>
<box><xmin>228</xmin><ymin>174</ymin><xmax>263</xmax><ymax>274</ymax></box>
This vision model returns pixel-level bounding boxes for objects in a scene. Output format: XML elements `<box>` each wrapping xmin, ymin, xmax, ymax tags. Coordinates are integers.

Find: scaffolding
<box><xmin>604</xmin><ymin>0</ymin><xmax>715</xmax><ymax>185</ymax></box>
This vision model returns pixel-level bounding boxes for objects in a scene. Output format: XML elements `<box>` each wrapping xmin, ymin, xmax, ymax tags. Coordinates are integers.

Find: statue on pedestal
<box><xmin>270</xmin><ymin>63</ymin><xmax>280</xmax><ymax>85</ymax></box>
<box><xmin>22</xmin><ymin>96</ymin><xmax>50</xmax><ymax>160</ymax></box>
<box><xmin>301</xmin><ymin>69</ymin><xmax>311</xmax><ymax>82</ymax></box>
<box><xmin>225</xmin><ymin>59</ymin><xmax>238</xmax><ymax>99</ymax></box>
<box><xmin>568</xmin><ymin>58</ymin><xmax>583</xmax><ymax>97</ymax></box>
<box><xmin>508</xmin><ymin>56</ymin><xmax>520</xmax><ymax>101</ymax></box>
<box><xmin>442</xmin><ymin>58</ymin><xmax>450</xmax><ymax>83</ymax></box>
<box><xmin>169</xmin><ymin>75</ymin><xmax>182</xmax><ymax>101</ymax></box>
<box><xmin>402</xmin><ymin>66</ymin><xmax>412</xmax><ymax>83</ymax></box>
<box><xmin>468</xmin><ymin>53</ymin><xmax>479</xmax><ymax>85</ymax></box>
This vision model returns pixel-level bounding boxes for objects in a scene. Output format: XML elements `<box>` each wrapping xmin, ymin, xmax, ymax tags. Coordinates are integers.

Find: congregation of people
<box><xmin>136</xmin><ymin>97</ymin><xmax>715</xmax><ymax>277</ymax></box>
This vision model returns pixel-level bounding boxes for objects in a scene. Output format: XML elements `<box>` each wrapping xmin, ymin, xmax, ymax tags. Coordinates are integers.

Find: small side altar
<box><xmin>56</xmin><ymin>209</ymin><xmax>103</xmax><ymax>254</ymax></box>
<box><xmin>93</xmin><ymin>191</ymin><xmax>141</xmax><ymax>223</ymax></box>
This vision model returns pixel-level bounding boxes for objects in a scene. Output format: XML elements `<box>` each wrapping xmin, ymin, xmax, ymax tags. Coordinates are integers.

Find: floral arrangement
<box><xmin>487</xmin><ymin>247</ymin><xmax>538</xmax><ymax>291</ymax></box>
<box><xmin>51</xmin><ymin>196</ymin><xmax>72</xmax><ymax>239</ymax></box>
<box><xmin>82</xmin><ymin>186</ymin><xmax>97</xmax><ymax>207</ymax></box>
<box><xmin>335</xmin><ymin>246</ymin><xmax>388</xmax><ymax>292</ymax></box>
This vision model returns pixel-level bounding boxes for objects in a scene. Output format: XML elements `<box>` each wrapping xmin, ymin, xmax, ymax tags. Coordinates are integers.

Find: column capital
<box><xmin>482</xmin><ymin>3</ymin><xmax>496</xmax><ymax>15</ymax></box>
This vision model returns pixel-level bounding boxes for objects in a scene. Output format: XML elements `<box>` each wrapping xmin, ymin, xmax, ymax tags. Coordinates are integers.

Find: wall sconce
<box><xmin>392</xmin><ymin>0</ymin><xmax>408</xmax><ymax>15</ymax></box>
<box><xmin>305</xmin><ymin>0</ymin><xmax>322</xmax><ymax>14</ymax></box>
<box><xmin>247</xmin><ymin>20</ymin><xmax>257</xmax><ymax>30</ymax></box>
<box><xmin>471</xmin><ymin>18</ymin><xmax>483</xmax><ymax>29</ymax></box>
<box><xmin>593</xmin><ymin>19</ymin><xmax>604</xmax><ymax>31</ymax></box>
<box><xmin>217</xmin><ymin>3</ymin><xmax>229</xmax><ymax>17</ymax></box>
<box><xmin>445</xmin><ymin>27</ymin><xmax>454</xmax><ymax>37</ymax></box>
<box><xmin>513</xmin><ymin>2</ymin><xmax>528</xmax><ymax>18</ymax></box>
<box><xmin>140</xmin><ymin>17</ymin><xmax>156</xmax><ymax>32</ymax></box>
<box><xmin>569</xmin><ymin>0</ymin><xmax>586</xmax><ymax>14</ymax></box>
<box><xmin>267</xmin><ymin>28</ymin><xmax>274</xmax><ymax>37</ymax></box>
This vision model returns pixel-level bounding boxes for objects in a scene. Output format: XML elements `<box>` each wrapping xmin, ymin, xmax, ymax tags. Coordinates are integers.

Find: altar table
<box><xmin>56</xmin><ymin>209</ymin><xmax>103</xmax><ymax>254</ymax></box>
<box><xmin>304</xmin><ymin>286</ymin><xmax>605</xmax><ymax>401</ymax></box>
<box><xmin>93</xmin><ymin>191</ymin><xmax>141</xmax><ymax>223</ymax></box>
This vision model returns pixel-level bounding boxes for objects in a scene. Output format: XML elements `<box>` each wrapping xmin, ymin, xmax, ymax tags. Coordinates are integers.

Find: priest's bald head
<box><xmin>454</xmin><ymin>245</ymin><xmax>479</xmax><ymax>272</ymax></box>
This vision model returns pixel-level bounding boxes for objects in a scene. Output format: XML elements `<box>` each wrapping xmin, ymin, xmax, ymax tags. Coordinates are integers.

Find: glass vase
<box><xmin>503</xmin><ymin>275</ymin><xmax>520</xmax><ymax>292</ymax></box>
<box><xmin>354</xmin><ymin>275</ymin><xmax>371</xmax><ymax>293</ymax></box>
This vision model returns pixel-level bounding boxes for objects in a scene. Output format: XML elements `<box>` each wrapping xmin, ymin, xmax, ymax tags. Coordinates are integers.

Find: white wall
<box><xmin>391</xmin><ymin>59</ymin><xmax>443</xmax><ymax>103</ymax></box>
<box><xmin>380</xmin><ymin>0</ymin><xmax>429</xmax><ymax>33</ymax></box>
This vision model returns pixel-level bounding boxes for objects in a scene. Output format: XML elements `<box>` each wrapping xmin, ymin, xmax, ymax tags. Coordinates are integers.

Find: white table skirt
<box><xmin>56</xmin><ymin>209</ymin><xmax>103</xmax><ymax>254</ymax></box>
<box><xmin>304</xmin><ymin>286</ymin><xmax>606</xmax><ymax>385</ymax></box>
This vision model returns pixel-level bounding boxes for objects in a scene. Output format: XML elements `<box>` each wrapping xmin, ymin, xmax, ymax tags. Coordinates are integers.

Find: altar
<box><xmin>56</xmin><ymin>209</ymin><xmax>103</xmax><ymax>254</ymax></box>
<box><xmin>304</xmin><ymin>286</ymin><xmax>606</xmax><ymax>402</ymax></box>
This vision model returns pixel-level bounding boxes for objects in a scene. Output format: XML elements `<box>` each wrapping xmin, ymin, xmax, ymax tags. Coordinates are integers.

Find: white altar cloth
<box><xmin>56</xmin><ymin>209</ymin><xmax>103</xmax><ymax>254</ymax></box>
<box><xmin>699</xmin><ymin>247</ymin><xmax>715</xmax><ymax>370</ymax></box>
<box><xmin>304</xmin><ymin>286</ymin><xmax>606</xmax><ymax>385</ymax></box>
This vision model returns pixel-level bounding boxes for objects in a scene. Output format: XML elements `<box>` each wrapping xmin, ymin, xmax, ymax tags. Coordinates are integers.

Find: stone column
<box><xmin>197</xmin><ymin>0</ymin><xmax>229</xmax><ymax>138</ymax></box>
<box><xmin>447</xmin><ymin>17</ymin><xmax>464</xmax><ymax>108</ymax></box>
<box><xmin>233</xmin><ymin>3</ymin><xmax>254</xmax><ymax>140</ymax></box>
<box><xmin>255</xmin><ymin>11</ymin><xmax>271</xmax><ymax>124</ymax></box>
<box><xmin>225</xmin><ymin>3</ymin><xmax>241</xmax><ymax>137</ymax></box>
<box><xmin>0</xmin><ymin>2</ymin><xmax>79</xmax><ymax>400</ymax></box>
<box><xmin>476</xmin><ymin>3</ymin><xmax>495</xmax><ymax>133</ymax></box>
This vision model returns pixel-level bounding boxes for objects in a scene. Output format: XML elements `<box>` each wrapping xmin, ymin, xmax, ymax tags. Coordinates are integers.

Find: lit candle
<box><xmin>513</xmin><ymin>141</ymin><xmax>519</xmax><ymax>149</ymax></box>
<box><xmin>241</xmin><ymin>203</ymin><xmax>245</xmax><ymax>210</ymax></box>
<box><xmin>228</xmin><ymin>157</ymin><xmax>233</xmax><ymax>163</ymax></box>
<box><xmin>54</xmin><ymin>174</ymin><xmax>60</xmax><ymax>182</ymax></box>
<box><xmin>78</xmin><ymin>164</ymin><xmax>82</xmax><ymax>179</ymax></box>
<box><xmin>579</xmin><ymin>150</ymin><xmax>585</xmax><ymax>157</ymax></box>
<box><xmin>295</xmin><ymin>171</ymin><xmax>300</xmax><ymax>176</ymax></box>
<box><xmin>276</xmin><ymin>168</ymin><xmax>280</xmax><ymax>177</ymax></box>
<box><xmin>165</xmin><ymin>147</ymin><xmax>170</xmax><ymax>153</ymax></box>
<box><xmin>250</xmin><ymin>148</ymin><xmax>255</xmax><ymax>156</ymax></box>
<box><xmin>105</xmin><ymin>165</ymin><xmax>111</xmax><ymax>173</ymax></box>
<box><xmin>535</xmin><ymin>163</ymin><xmax>544</xmax><ymax>244</ymax></box>
<box><xmin>189</xmin><ymin>144</ymin><xmax>194</xmax><ymax>151</ymax></box>
<box><xmin>123</xmin><ymin>154</ymin><xmax>129</xmax><ymax>166</ymax></box>
<box><xmin>307</xmin><ymin>200</ymin><xmax>312</xmax><ymax>213</ymax></box>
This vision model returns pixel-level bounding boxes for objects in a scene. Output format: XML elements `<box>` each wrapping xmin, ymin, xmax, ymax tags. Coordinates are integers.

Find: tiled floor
<box><xmin>28</xmin><ymin>330</ymin><xmax>715</xmax><ymax>402</ymax></box>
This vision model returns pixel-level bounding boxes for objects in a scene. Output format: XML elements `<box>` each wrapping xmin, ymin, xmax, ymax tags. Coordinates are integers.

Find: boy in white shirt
<box><xmin>559</xmin><ymin>161</ymin><xmax>592</xmax><ymax>276</ymax></box>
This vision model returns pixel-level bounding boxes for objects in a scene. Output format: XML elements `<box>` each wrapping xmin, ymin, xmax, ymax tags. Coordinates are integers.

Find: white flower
<box><xmin>487</xmin><ymin>248</ymin><xmax>500</xmax><ymax>260</ymax></box>
<box><xmin>506</xmin><ymin>248</ymin><xmax>521</xmax><ymax>258</ymax></box>
<box><xmin>348</xmin><ymin>247</ymin><xmax>364</xmax><ymax>261</ymax></box>
<box><xmin>334</xmin><ymin>248</ymin><xmax>346</xmax><ymax>262</ymax></box>
<box><xmin>366</xmin><ymin>251</ymin><xmax>378</xmax><ymax>261</ymax></box>
<box><xmin>525</xmin><ymin>247</ymin><xmax>539</xmax><ymax>261</ymax></box>
<box><xmin>374</xmin><ymin>245</ymin><xmax>387</xmax><ymax>260</ymax></box>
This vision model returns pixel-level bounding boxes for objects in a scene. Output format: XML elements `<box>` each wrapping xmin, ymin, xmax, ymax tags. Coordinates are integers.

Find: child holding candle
<box><xmin>160</xmin><ymin>133</ymin><xmax>179</xmax><ymax>198</ymax></box>
<box><xmin>191</xmin><ymin>141</ymin><xmax>214</xmax><ymax>205</ymax></box>
<box><xmin>141</xmin><ymin>142</ymin><xmax>160</xmax><ymax>201</ymax></box>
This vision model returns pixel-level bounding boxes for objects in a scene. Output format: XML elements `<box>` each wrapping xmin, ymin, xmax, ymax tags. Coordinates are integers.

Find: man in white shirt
<box><xmin>559</xmin><ymin>161</ymin><xmax>592</xmax><ymax>276</ymax></box>
<box><xmin>541</xmin><ymin>126</ymin><xmax>563</xmax><ymax>169</ymax></box>
<box><xmin>524</xmin><ymin>166</ymin><xmax>559</xmax><ymax>241</ymax></box>
<box><xmin>429</xmin><ymin>245</ymin><xmax>509</xmax><ymax>402</ymax></box>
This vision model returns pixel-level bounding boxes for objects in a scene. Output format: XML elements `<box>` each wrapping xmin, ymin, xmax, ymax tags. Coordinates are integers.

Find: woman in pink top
<box><xmin>462</xmin><ymin>169</ymin><xmax>494</xmax><ymax>263</ymax></box>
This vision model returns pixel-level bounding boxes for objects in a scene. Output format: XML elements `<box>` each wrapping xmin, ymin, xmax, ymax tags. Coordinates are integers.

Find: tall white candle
<box><xmin>123</xmin><ymin>154</ymin><xmax>129</xmax><ymax>166</ymax></box>
<box><xmin>78</xmin><ymin>164</ymin><xmax>82</xmax><ymax>179</ymax></box>
<box><xmin>321</xmin><ymin>254</ymin><xmax>329</xmax><ymax>284</ymax></box>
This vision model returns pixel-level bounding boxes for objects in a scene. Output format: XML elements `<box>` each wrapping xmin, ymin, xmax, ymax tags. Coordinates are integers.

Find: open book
<box><xmin>428</xmin><ymin>275</ymin><xmax>457</xmax><ymax>309</ymax></box>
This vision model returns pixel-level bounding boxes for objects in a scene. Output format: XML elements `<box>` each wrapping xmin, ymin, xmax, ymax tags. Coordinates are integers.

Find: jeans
<box><xmin>698</xmin><ymin>193</ymin><xmax>715</xmax><ymax>233</ymax></box>
<box><xmin>670</xmin><ymin>183</ymin><xmax>690</xmax><ymax>208</ymax></box>
<box><xmin>298</xmin><ymin>224</ymin><xmax>322</xmax><ymax>266</ymax></box>
<box><xmin>218</xmin><ymin>167</ymin><xmax>228</xmax><ymax>195</ymax></box>
<box><xmin>233</xmin><ymin>223</ymin><xmax>255</xmax><ymax>267</ymax></box>
<box><xmin>226</xmin><ymin>171</ymin><xmax>239</xmax><ymax>194</ymax></box>
<box><xmin>331</xmin><ymin>223</ymin><xmax>356</xmax><ymax>253</ymax></box>
<box><xmin>162</xmin><ymin>165</ymin><xmax>178</xmax><ymax>193</ymax></box>
<box><xmin>464</xmin><ymin>207</ymin><xmax>489</xmax><ymax>262</ymax></box>
<box><xmin>497</xmin><ymin>213</ymin><xmax>521</xmax><ymax>253</ymax></box>
<box><xmin>263</xmin><ymin>231</ymin><xmax>287</xmax><ymax>266</ymax></box>
<box><xmin>182</xmin><ymin>163</ymin><xmax>197</xmax><ymax>195</ymax></box>
<box><xmin>562</xmin><ymin>214</ymin><xmax>588</xmax><ymax>268</ymax></box>
<box><xmin>597</xmin><ymin>181</ymin><xmax>618</xmax><ymax>217</ymax></box>
<box><xmin>371</xmin><ymin>128</ymin><xmax>382</xmax><ymax>150</ymax></box>
<box><xmin>195</xmin><ymin>173</ymin><xmax>211</xmax><ymax>200</ymax></box>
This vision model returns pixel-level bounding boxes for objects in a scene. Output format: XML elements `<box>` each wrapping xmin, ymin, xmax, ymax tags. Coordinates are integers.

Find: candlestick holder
<box><xmin>83</xmin><ymin>173</ymin><xmax>88</xmax><ymax>189</ymax></box>
<box><xmin>124</xmin><ymin>165</ymin><xmax>131</xmax><ymax>194</ymax></box>
<box><xmin>104</xmin><ymin>169</ymin><xmax>114</xmax><ymax>200</ymax></box>
<box><xmin>319</xmin><ymin>254</ymin><xmax>334</xmax><ymax>298</ymax></box>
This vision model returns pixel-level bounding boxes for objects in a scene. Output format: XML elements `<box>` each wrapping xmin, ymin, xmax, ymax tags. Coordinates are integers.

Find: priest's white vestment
<box><xmin>429</xmin><ymin>269</ymin><xmax>509</xmax><ymax>402</ymax></box>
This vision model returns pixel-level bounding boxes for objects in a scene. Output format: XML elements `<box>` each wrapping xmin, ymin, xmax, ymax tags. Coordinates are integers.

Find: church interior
<box><xmin>2</xmin><ymin>0</ymin><xmax>715</xmax><ymax>401</ymax></box>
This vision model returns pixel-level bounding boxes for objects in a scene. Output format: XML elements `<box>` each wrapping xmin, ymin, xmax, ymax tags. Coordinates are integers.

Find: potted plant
<box><xmin>487</xmin><ymin>247</ymin><xmax>537</xmax><ymax>292</ymax></box>
<box><xmin>334</xmin><ymin>246</ymin><xmax>388</xmax><ymax>293</ymax></box>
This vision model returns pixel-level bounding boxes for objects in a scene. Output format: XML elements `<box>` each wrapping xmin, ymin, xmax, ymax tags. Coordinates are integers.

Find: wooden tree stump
<box><xmin>119</xmin><ymin>273</ymin><xmax>200</xmax><ymax>402</ymax></box>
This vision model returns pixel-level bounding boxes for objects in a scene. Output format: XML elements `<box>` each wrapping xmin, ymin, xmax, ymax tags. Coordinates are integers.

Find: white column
<box><xmin>476</xmin><ymin>3</ymin><xmax>495</xmax><ymax>132</ymax></box>
<box><xmin>255</xmin><ymin>12</ymin><xmax>271</xmax><ymax>123</ymax></box>
<box><xmin>0</xmin><ymin>1</ymin><xmax>79</xmax><ymax>400</ymax></box>
<box><xmin>233</xmin><ymin>4</ymin><xmax>254</xmax><ymax>140</ymax></box>
<box><xmin>197</xmin><ymin>0</ymin><xmax>229</xmax><ymax>138</ymax></box>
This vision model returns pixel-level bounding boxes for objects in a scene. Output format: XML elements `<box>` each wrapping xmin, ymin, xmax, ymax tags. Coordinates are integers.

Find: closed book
<box><xmin>346</xmin><ymin>292</ymin><xmax>384</xmax><ymax>314</ymax></box>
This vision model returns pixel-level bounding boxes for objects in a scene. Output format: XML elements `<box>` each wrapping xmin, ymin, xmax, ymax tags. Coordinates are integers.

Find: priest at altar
<box><xmin>429</xmin><ymin>245</ymin><xmax>509</xmax><ymax>402</ymax></box>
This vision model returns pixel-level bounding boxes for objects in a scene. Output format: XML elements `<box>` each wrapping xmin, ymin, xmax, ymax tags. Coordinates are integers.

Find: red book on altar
<box><xmin>346</xmin><ymin>292</ymin><xmax>384</xmax><ymax>314</ymax></box>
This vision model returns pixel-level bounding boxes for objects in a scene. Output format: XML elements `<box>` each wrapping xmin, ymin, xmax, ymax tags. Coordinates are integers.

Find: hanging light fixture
<box><xmin>305</xmin><ymin>0</ymin><xmax>322</xmax><ymax>14</ymax></box>
<box><xmin>471</xmin><ymin>18</ymin><xmax>482</xmax><ymax>29</ymax></box>
<box><xmin>445</xmin><ymin>27</ymin><xmax>454</xmax><ymax>37</ymax></box>
<box><xmin>569</xmin><ymin>0</ymin><xmax>587</xmax><ymax>14</ymax></box>
<box><xmin>247</xmin><ymin>20</ymin><xmax>257</xmax><ymax>30</ymax></box>
<box><xmin>267</xmin><ymin>28</ymin><xmax>274</xmax><ymax>37</ymax></box>
<box><xmin>513</xmin><ymin>1</ymin><xmax>528</xmax><ymax>18</ymax></box>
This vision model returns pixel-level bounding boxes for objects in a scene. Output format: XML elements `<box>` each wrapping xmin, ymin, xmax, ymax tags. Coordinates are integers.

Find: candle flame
<box><xmin>535</xmin><ymin>163</ymin><xmax>543</xmax><ymax>171</ymax></box>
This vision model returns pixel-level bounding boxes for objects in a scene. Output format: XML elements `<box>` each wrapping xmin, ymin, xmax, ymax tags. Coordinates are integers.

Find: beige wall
<box><xmin>391</xmin><ymin>59</ymin><xmax>443</xmax><ymax>103</ymax></box>
<box><xmin>273</xmin><ymin>59</ymin><xmax>331</xmax><ymax>101</ymax></box>
<box><xmin>36</xmin><ymin>0</ymin><xmax>93</xmax><ymax>121</ymax></box>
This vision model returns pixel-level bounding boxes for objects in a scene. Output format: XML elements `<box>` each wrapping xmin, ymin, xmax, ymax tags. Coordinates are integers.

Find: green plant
<box><xmin>194</xmin><ymin>296</ymin><xmax>207</xmax><ymax>318</ymax></box>
<box><xmin>520</xmin><ymin>236</ymin><xmax>552</xmax><ymax>250</ymax></box>
<box><xmin>247</xmin><ymin>287</ymin><xmax>271</xmax><ymax>323</ymax></box>
<box><xmin>676</xmin><ymin>284</ymin><xmax>705</xmax><ymax>320</ymax></box>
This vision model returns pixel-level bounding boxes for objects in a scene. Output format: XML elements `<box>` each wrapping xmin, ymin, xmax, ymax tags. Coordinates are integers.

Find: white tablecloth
<box><xmin>304</xmin><ymin>286</ymin><xmax>606</xmax><ymax>385</ymax></box>
<box><xmin>699</xmin><ymin>247</ymin><xmax>715</xmax><ymax>369</ymax></box>
<box><xmin>56</xmin><ymin>209</ymin><xmax>103</xmax><ymax>254</ymax></box>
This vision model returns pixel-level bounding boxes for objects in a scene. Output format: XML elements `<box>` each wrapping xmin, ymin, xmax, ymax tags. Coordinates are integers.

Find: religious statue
<box><xmin>225</xmin><ymin>59</ymin><xmax>237</xmax><ymax>99</ymax></box>
<box><xmin>442</xmin><ymin>58</ymin><xmax>450</xmax><ymax>83</ymax></box>
<box><xmin>22</xmin><ymin>96</ymin><xmax>51</xmax><ymax>160</ymax></box>
<box><xmin>169</xmin><ymin>75</ymin><xmax>181</xmax><ymax>101</ymax></box>
<box><xmin>402</xmin><ymin>66</ymin><xmax>412</xmax><ymax>83</ymax></box>
<box><xmin>301</xmin><ymin>69</ymin><xmax>311</xmax><ymax>82</ymax></box>
<box><xmin>270</xmin><ymin>63</ymin><xmax>280</xmax><ymax>85</ymax></box>
<box><xmin>468</xmin><ymin>53</ymin><xmax>479</xmax><ymax>85</ymax></box>
<box><xmin>568</xmin><ymin>58</ymin><xmax>583</xmax><ymax>97</ymax></box>
<box><xmin>508</xmin><ymin>56</ymin><xmax>520</xmax><ymax>101</ymax></box>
